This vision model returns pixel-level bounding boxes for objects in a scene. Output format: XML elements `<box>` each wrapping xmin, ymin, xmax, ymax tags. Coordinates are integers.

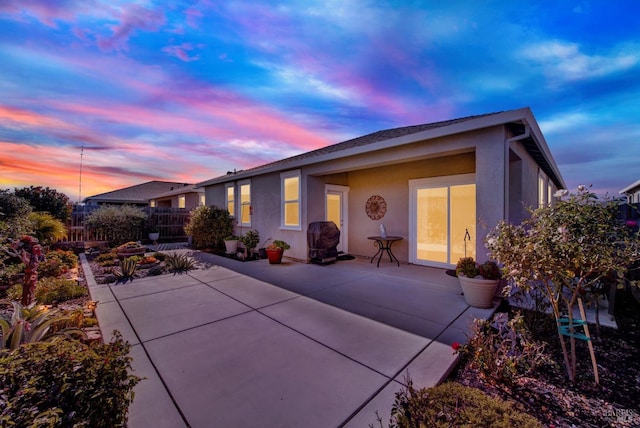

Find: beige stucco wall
<box><xmin>201</xmin><ymin>123</ymin><xmax>558</xmax><ymax>265</ymax></box>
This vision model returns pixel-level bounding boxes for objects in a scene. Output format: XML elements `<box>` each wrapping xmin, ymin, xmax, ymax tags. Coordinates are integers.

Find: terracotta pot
<box><xmin>458</xmin><ymin>275</ymin><xmax>499</xmax><ymax>308</ymax></box>
<box><xmin>266</xmin><ymin>248</ymin><xmax>284</xmax><ymax>264</ymax></box>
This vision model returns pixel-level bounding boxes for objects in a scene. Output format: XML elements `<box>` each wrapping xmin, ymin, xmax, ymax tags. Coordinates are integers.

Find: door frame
<box><xmin>409</xmin><ymin>173</ymin><xmax>476</xmax><ymax>268</ymax></box>
<box><xmin>325</xmin><ymin>184</ymin><xmax>349</xmax><ymax>254</ymax></box>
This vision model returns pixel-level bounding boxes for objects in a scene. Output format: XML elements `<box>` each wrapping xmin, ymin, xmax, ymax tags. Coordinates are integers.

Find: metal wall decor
<box><xmin>365</xmin><ymin>195</ymin><xmax>387</xmax><ymax>220</ymax></box>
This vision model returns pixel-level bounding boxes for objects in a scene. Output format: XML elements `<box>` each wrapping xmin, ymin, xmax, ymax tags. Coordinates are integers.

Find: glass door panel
<box><xmin>450</xmin><ymin>184</ymin><xmax>476</xmax><ymax>262</ymax></box>
<box><xmin>416</xmin><ymin>187</ymin><xmax>448</xmax><ymax>263</ymax></box>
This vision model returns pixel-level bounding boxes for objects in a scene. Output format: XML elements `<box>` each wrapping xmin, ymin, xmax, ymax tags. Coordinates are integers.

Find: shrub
<box><xmin>165</xmin><ymin>252</ymin><xmax>195</xmax><ymax>273</ymax></box>
<box><xmin>28</xmin><ymin>212</ymin><xmax>67</xmax><ymax>245</ymax></box>
<box><xmin>113</xmin><ymin>257</ymin><xmax>138</xmax><ymax>284</ymax></box>
<box><xmin>0</xmin><ymin>300</ymin><xmax>85</xmax><ymax>349</ymax></box>
<box><xmin>0</xmin><ymin>332</ymin><xmax>141</xmax><ymax>427</ymax></box>
<box><xmin>183</xmin><ymin>205</ymin><xmax>234</xmax><ymax>250</ymax></box>
<box><xmin>84</xmin><ymin>205</ymin><xmax>147</xmax><ymax>246</ymax></box>
<box><xmin>151</xmin><ymin>251</ymin><xmax>167</xmax><ymax>261</ymax></box>
<box><xmin>39</xmin><ymin>249</ymin><xmax>78</xmax><ymax>278</ymax></box>
<box><xmin>36</xmin><ymin>277</ymin><xmax>87</xmax><ymax>304</ymax></box>
<box><xmin>0</xmin><ymin>190</ymin><xmax>32</xmax><ymax>238</ymax></box>
<box><xmin>457</xmin><ymin>312</ymin><xmax>550</xmax><ymax>386</ymax></box>
<box><xmin>95</xmin><ymin>250</ymin><xmax>118</xmax><ymax>263</ymax></box>
<box><xmin>386</xmin><ymin>380</ymin><xmax>542</xmax><ymax>428</ymax></box>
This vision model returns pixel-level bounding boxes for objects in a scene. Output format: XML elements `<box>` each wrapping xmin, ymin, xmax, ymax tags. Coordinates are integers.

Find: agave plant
<box><xmin>0</xmin><ymin>300</ymin><xmax>86</xmax><ymax>350</ymax></box>
<box><xmin>113</xmin><ymin>257</ymin><xmax>138</xmax><ymax>284</ymax></box>
<box><xmin>165</xmin><ymin>252</ymin><xmax>195</xmax><ymax>274</ymax></box>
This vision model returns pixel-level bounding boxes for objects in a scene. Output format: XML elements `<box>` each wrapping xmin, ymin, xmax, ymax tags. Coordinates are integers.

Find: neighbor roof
<box><xmin>619</xmin><ymin>179</ymin><xmax>640</xmax><ymax>194</ymax></box>
<box><xmin>83</xmin><ymin>181</ymin><xmax>192</xmax><ymax>204</ymax></box>
<box><xmin>196</xmin><ymin>107</ymin><xmax>565</xmax><ymax>189</ymax></box>
<box><xmin>149</xmin><ymin>184</ymin><xmax>204</xmax><ymax>200</ymax></box>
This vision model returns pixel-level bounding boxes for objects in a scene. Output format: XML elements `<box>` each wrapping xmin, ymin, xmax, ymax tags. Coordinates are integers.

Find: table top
<box><xmin>367</xmin><ymin>236</ymin><xmax>403</xmax><ymax>241</ymax></box>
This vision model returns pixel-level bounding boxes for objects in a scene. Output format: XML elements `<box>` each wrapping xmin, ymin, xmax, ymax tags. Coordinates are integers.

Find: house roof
<box><xmin>619</xmin><ymin>179</ymin><xmax>640</xmax><ymax>194</ymax></box>
<box><xmin>149</xmin><ymin>184</ymin><xmax>204</xmax><ymax>200</ymax></box>
<box><xmin>196</xmin><ymin>107</ymin><xmax>565</xmax><ymax>189</ymax></box>
<box><xmin>83</xmin><ymin>181</ymin><xmax>192</xmax><ymax>204</ymax></box>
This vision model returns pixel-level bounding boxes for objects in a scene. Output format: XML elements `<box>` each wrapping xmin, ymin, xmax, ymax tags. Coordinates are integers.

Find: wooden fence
<box><xmin>66</xmin><ymin>206</ymin><xmax>191</xmax><ymax>242</ymax></box>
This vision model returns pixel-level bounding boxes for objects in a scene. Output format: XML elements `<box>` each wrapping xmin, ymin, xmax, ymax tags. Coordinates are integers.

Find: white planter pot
<box><xmin>224</xmin><ymin>239</ymin><xmax>239</xmax><ymax>254</ymax></box>
<box><xmin>148</xmin><ymin>232</ymin><xmax>160</xmax><ymax>241</ymax></box>
<box><xmin>458</xmin><ymin>276</ymin><xmax>499</xmax><ymax>308</ymax></box>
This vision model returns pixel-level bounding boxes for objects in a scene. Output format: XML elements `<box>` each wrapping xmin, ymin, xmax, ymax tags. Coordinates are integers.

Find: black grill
<box><xmin>307</xmin><ymin>221</ymin><xmax>340</xmax><ymax>264</ymax></box>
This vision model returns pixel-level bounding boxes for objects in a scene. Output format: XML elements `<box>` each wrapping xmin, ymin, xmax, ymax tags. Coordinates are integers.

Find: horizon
<box><xmin>1</xmin><ymin>1</ymin><xmax>639</xmax><ymax>200</ymax></box>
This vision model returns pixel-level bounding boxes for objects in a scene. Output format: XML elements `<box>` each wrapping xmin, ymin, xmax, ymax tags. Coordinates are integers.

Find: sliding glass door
<box><xmin>410</xmin><ymin>174</ymin><xmax>476</xmax><ymax>267</ymax></box>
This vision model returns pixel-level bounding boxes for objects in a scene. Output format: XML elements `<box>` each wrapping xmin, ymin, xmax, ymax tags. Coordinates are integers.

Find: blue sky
<box><xmin>1</xmin><ymin>0</ymin><xmax>639</xmax><ymax>200</ymax></box>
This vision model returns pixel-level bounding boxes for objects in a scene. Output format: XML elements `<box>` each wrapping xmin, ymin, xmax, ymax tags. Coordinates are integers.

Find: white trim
<box><xmin>239</xmin><ymin>179</ymin><xmax>251</xmax><ymax>227</ymax></box>
<box><xmin>280</xmin><ymin>170</ymin><xmax>302</xmax><ymax>231</ymax></box>
<box><xmin>225</xmin><ymin>183</ymin><xmax>235</xmax><ymax>217</ymax></box>
<box><xmin>409</xmin><ymin>173</ymin><xmax>476</xmax><ymax>268</ymax></box>
<box><xmin>325</xmin><ymin>184</ymin><xmax>350</xmax><ymax>254</ymax></box>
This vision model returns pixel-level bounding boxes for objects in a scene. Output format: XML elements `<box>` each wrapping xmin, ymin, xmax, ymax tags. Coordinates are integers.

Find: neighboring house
<box><xmin>197</xmin><ymin>107</ymin><xmax>565</xmax><ymax>268</ymax></box>
<box><xmin>83</xmin><ymin>181</ymin><xmax>192</xmax><ymax>206</ymax></box>
<box><xmin>149</xmin><ymin>184</ymin><xmax>205</xmax><ymax>209</ymax></box>
<box><xmin>619</xmin><ymin>179</ymin><xmax>640</xmax><ymax>203</ymax></box>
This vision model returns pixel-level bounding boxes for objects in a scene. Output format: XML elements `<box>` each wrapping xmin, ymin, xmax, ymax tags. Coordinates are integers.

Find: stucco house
<box><xmin>149</xmin><ymin>184</ymin><xmax>205</xmax><ymax>210</ymax></box>
<box><xmin>83</xmin><ymin>181</ymin><xmax>192</xmax><ymax>206</ymax></box>
<box><xmin>619</xmin><ymin>179</ymin><xmax>640</xmax><ymax>204</ymax></box>
<box><xmin>197</xmin><ymin>107</ymin><xmax>565</xmax><ymax>268</ymax></box>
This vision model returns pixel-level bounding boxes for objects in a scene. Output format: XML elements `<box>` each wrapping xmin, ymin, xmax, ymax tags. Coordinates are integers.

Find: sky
<box><xmin>1</xmin><ymin>1</ymin><xmax>639</xmax><ymax>202</ymax></box>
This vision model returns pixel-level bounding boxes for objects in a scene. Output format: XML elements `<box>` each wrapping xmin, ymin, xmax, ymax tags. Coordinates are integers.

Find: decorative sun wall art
<box><xmin>365</xmin><ymin>195</ymin><xmax>387</xmax><ymax>220</ymax></box>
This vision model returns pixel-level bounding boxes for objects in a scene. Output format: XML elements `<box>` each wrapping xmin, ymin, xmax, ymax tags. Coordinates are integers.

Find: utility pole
<box><xmin>79</xmin><ymin>145</ymin><xmax>84</xmax><ymax>204</ymax></box>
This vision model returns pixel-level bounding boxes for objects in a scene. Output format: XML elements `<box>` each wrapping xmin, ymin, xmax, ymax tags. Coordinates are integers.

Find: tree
<box><xmin>487</xmin><ymin>186</ymin><xmax>639</xmax><ymax>383</ymax></box>
<box><xmin>84</xmin><ymin>205</ymin><xmax>147</xmax><ymax>246</ymax></box>
<box><xmin>184</xmin><ymin>206</ymin><xmax>234</xmax><ymax>250</ymax></box>
<box><xmin>14</xmin><ymin>186</ymin><xmax>72</xmax><ymax>223</ymax></box>
<box><xmin>0</xmin><ymin>190</ymin><xmax>32</xmax><ymax>239</ymax></box>
<box><xmin>29</xmin><ymin>212</ymin><xmax>67</xmax><ymax>244</ymax></box>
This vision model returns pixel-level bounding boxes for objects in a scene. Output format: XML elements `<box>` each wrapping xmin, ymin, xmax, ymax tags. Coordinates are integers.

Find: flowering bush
<box><xmin>456</xmin><ymin>257</ymin><xmax>501</xmax><ymax>280</ymax></box>
<box><xmin>486</xmin><ymin>185</ymin><xmax>640</xmax><ymax>382</ymax></box>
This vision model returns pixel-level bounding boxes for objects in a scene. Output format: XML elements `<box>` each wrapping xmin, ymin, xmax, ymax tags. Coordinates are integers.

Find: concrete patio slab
<box><xmin>86</xmin><ymin>283</ymin><xmax>117</xmax><ymax>304</ymax></box>
<box><xmin>396</xmin><ymin>340</ymin><xmax>460</xmax><ymax>388</ymax></box>
<box><xmin>110</xmin><ymin>274</ymin><xmax>202</xmax><ymax>300</ymax></box>
<box><xmin>205</xmin><ymin>274</ymin><xmax>300</xmax><ymax>309</ymax></box>
<box><xmin>144</xmin><ymin>310</ymin><xmax>388</xmax><ymax>428</ymax></box>
<box><xmin>95</xmin><ymin>300</ymin><xmax>140</xmax><ymax>346</ymax></box>
<box><xmin>260</xmin><ymin>296</ymin><xmax>429</xmax><ymax>377</ymax></box>
<box><xmin>127</xmin><ymin>344</ymin><xmax>187</xmax><ymax>428</ymax></box>
<box><xmin>118</xmin><ymin>283</ymin><xmax>252</xmax><ymax>342</ymax></box>
<box><xmin>343</xmin><ymin>380</ymin><xmax>404</xmax><ymax>427</ymax></box>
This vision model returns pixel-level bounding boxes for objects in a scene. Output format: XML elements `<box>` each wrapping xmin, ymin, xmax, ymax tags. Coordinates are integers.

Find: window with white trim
<box><xmin>178</xmin><ymin>194</ymin><xmax>186</xmax><ymax>209</ymax></box>
<box><xmin>225</xmin><ymin>184</ymin><xmax>235</xmax><ymax>217</ymax></box>
<box><xmin>538</xmin><ymin>172</ymin><xmax>548</xmax><ymax>208</ymax></box>
<box><xmin>239</xmin><ymin>181</ymin><xmax>251</xmax><ymax>226</ymax></box>
<box><xmin>199</xmin><ymin>194</ymin><xmax>206</xmax><ymax>206</ymax></box>
<box><xmin>281</xmin><ymin>170</ymin><xmax>301</xmax><ymax>229</ymax></box>
<box><xmin>150</xmin><ymin>200</ymin><xmax>156</xmax><ymax>208</ymax></box>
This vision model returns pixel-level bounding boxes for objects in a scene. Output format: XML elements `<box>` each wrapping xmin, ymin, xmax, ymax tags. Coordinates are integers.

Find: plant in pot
<box><xmin>223</xmin><ymin>235</ymin><xmax>239</xmax><ymax>255</ymax></box>
<box><xmin>455</xmin><ymin>257</ymin><xmax>502</xmax><ymax>308</ymax></box>
<box><xmin>240</xmin><ymin>230</ymin><xmax>260</xmax><ymax>260</ymax></box>
<box><xmin>265</xmin><ymin>240</ymin><xmax>290</xmax><ymax>264</ymax></box>
<box><xmin>148</xmin><ymin>225</ymin><xmax>160</xmax><ymax>243</ymax></box>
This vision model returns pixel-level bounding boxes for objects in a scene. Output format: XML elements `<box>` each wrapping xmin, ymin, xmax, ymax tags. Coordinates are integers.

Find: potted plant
<box><xmin>116</xmin><ymin>241</ymin><xmax>146</xmax><ymax>260</ymax></box>
<box><xmin>455</xmin><ymin>257</ymin><xmax>501</xmax><ymax>308</ymax></box>
<box><xmin>148</xmin><ymin>225</ymin><xmax>160</xmax><ymax>242</ymax></box>
<box><xmin>240</xmin><ymin>230</ymin><xmax>260</xmax><ymax>260</ymax></box>
<box><xmin>223</xmin><ymin>235</ymin><xmax>239</xmax><ymax>254</ymax></box>
<box><xmin>265</xmin><ymin>240</ymin><xmax>290</xmax><ymax>264</ymax></box>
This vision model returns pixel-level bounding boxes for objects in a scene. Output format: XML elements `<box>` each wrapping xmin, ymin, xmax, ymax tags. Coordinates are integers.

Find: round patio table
<box><xmin>367</xmin><ymin>236</ymin><xmax>403</xmax><ymax>267</ymax></box>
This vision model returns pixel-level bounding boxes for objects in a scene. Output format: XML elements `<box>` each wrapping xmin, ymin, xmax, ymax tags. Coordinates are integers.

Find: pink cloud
<box><xmin>98</xmin><ymin>5</ymin><xmax>166</xmax><ymax>52</ymax></box>
<box><xmin>162</xmin><ymin>43</ymin><xmax>200</xmax><ymax>62</ymax></box>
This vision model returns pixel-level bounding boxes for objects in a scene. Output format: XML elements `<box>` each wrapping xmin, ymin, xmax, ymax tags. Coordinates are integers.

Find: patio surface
<box><xmin>82</xmin><ymin>251</ymin><xmax>498</xmax><ymax>427</ymax></box>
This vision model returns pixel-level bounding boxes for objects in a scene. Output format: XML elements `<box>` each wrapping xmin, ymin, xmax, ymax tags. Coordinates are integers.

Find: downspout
<box><xmin>504</xmin><ymin>122</ymin><xmax>530</xmax><ymax>221</ymax></box>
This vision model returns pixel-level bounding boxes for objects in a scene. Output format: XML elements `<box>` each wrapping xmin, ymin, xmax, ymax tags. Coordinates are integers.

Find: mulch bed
<box><xmin>449</xmin><ymin>290</ymin><xmax>640</xmax><ymax>427</ymax></box>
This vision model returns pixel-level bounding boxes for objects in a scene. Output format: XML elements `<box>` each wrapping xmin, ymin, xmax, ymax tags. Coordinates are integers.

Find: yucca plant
<box><xmin>113</xmin><ymin>257</ymin><xmax>138</xmax><ymax>284</ymax></box>
<box><xmin>165</xmin><ymin>252</ymin><xmax>195</xmax><ymax>274</ymax></box>
<box><xmin>0</xmin><ymin>300</ymin><xmax>86</xmax><ymax>350</ymax></box>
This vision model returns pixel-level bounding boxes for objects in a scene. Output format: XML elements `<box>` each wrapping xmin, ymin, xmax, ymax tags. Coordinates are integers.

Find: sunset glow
<box><xmin>1</xmin><ymin>1</ymin><xmax>639</xmax><ymax>200</ymax></box>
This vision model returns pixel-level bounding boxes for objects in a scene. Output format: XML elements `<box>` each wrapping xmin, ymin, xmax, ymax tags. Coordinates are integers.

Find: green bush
<box><xmin>84</xmin><ymin>205</ymin><xmax>147</xmax><ymax>246</ymax></box>
<box><xmin>458</xmin><ymin>313</ymin><xmax>550</xmax><ymax>386</ymax></box>
<box><xmin>151</xmin><ymin>251</ymin><xmax>167</xmax><ymax>261</ymax></box>
<box><xmin>39</xmin><ymin>249</ymin><xmax>78</xmax><ymax>278</ymax></box>
<box><xmin>0</xmin><ymin>332</ymin><xmax>141</xmax><ymax>427</ymax></box>
<box><xmin>386</xmin><ymin>381</ymin><xmax>542</xmax><ymax>427</ymax></box>
<box><xmin>28</xmin><ymin>212</ymin><xmax>67</xmax><ymax>245</ymax></box>
<box><xmin>184</xmin><ymin>205</ymin><xmax>234</xmax><ymax>250</ymax></box>
<box><xmin>7</xmin><ymin>277</ymin><xmax>87</xmax><ymax>305</ymax></box>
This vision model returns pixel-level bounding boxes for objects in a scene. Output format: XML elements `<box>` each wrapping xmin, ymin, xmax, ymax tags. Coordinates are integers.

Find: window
<box><xmin>547</xmin><ymin>182</ymin><xmax>553</xmax><ymax>207</ymax></box>
<box><xmin>199</xmin><ymin>194</ymin><xmax>206</xmax><ymax>207</ymax></box>
<box><xmin>281</xmin><ymin>171</ymin><xmax>301</xmax><ymax>229</ymax></box>
<box><xmin>538</xmin><ymin>172</ymin><xmax>547</xmax><ymax>208</ymax></box>
<box><xmin>225</xmin><ymin>184</ymin><xmax>235</xmax><ymax>217</ymax></box>
<box><xmin>150</xmin><ymin>200</ymin><xmax>156</xmax><ymax>208</ymax></box>
<box><xmin>178</xmin><ymin>194</ymin><xmax>186</xmax><ymax>209</ymax></box>
<box><xmin>239</xmin><ymin>181</ymin><xmax>251</xmax><ymax>226</ymax></box>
